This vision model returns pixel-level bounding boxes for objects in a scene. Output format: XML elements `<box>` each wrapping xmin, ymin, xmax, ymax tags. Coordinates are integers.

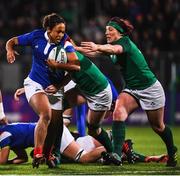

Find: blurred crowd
<box><xmin>0</xmin><ymin>0</ymin><xmax>180</xmax><ymax>91</ymax></box>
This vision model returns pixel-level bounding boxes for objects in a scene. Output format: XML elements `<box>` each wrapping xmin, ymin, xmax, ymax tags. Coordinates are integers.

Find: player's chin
<box><xmin>106</xmin><ymin>38</ymin><xmax>111</xmax><ymax>44</ymax></box>
<box><xmin>56</xmin><ymin>39</ymin><xmax>61</xmax><ymax>43</ymax></box>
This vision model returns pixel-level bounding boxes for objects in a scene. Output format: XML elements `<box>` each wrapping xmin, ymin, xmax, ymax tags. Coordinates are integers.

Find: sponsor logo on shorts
<box><xmin>150</xmin><ymin>102</ymin><xmax>156</xmax><ymax>106</ymax></box>
<box><xmin>35</xmin><ymin>88</ymin><xmax>41</xmax><ymax>92</ymax></box>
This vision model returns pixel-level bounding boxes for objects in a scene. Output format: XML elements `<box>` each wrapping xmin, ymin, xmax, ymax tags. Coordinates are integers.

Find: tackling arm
<box><xmin>47</xmin><ymin>52</ymin><xmax>80</xmax><ymax>71</ymax></box>
<box><xmin>80</xmin><ymin>42</ymin><xmax>123</xmax><ymax>55</ymax></box>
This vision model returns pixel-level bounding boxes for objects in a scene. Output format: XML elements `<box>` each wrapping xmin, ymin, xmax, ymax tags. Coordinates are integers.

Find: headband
<box><xmin>107</xmin><ymin>21</ymin><xmax>124</xmax><ymax>33</ymax></box>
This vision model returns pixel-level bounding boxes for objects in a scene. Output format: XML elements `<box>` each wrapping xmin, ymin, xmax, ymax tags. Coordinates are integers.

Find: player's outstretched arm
<box><xmin>14</xmin><ymin>87</ymin><xmax>25</xmax><ymax>101</ymax></box>
<box><xmin>6</xmin><ymin>37</ymin><xmax>19</xmax><ymax>64</ymax></box>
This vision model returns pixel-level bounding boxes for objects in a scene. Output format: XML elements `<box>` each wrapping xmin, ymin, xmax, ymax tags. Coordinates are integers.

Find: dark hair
<box><xmin>42</xmin><ymin>13</ymin><xmax>65</xmax><ymax>30</ymax></box>
<box><xmin>109</xmin><ymin>17</ymin><xmax>134</xmax><ymax>35</ymax></box>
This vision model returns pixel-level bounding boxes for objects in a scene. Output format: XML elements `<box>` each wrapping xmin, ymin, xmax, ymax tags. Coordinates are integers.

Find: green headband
<box><xmin>107</xmin><ymin>21</ymin><xmax>124</xmax><ymax>33</ymax></box>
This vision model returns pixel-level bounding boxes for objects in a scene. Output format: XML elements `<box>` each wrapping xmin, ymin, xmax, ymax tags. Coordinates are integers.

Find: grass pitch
<box><xmin>0</xmin><ymin>126</ymin><xmax>180</xmax><ymax>175</ymax></box>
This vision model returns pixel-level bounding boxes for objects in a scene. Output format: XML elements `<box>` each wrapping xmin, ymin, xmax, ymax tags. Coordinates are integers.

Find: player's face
<box><xmin>105</xmin><ymin>26</ymin><xmax>121</xmax><ymax>44</ymax></box>
<box><xmin>48</xmin><ymin>23</ymin><xmax>66</xmax><ymax>44</ymax></box>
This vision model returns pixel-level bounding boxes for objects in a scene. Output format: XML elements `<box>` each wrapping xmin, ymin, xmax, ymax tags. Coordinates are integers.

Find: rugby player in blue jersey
<box><xmin>6</xmin><ymin>13</ymin><xmax>80</xmax><ymax>168</ymax></box>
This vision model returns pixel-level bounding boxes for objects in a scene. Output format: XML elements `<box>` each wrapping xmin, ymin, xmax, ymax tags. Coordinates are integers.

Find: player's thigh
<box><xmin>29</xmin><ymin>92</ymin><xmax>51</xmax><ymax>116</ymax></box>
<box><xmin>113</xmin><ymin>92</ymin><xmax>139</xmax><ymax>120</ymax></box>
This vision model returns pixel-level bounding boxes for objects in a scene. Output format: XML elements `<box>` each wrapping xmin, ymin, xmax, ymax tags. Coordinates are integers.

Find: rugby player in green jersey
<box><xmin>46</xmin><ymin>51</ymin><xmax>121</xmax><ymax>165</ymax></box>
<box><xmin>79</xmin><ymin>17</ymin><xmax>177</xmax><ymax>167</ymax></box>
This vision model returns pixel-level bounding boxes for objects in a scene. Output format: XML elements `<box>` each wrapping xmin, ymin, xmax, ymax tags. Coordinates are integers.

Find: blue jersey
<box><xmin>0</xmin><ymin>123</ymin><xmax>35</xmax><ymax>149</ymax></box>
<box><xmin>17</xmin><ymin>29</ymin><xmax>75</xmax><ymax>89</ymax></box>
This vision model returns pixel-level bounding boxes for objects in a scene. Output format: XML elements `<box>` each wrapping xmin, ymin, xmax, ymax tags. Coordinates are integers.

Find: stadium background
<box><xmin>0</xmin><ymin>0</ymin><xmax>180</xmax><ymax>125</ymax></box>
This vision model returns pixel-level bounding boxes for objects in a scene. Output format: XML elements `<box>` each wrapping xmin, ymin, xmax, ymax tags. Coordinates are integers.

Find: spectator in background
<box><xmin>0</xmin><ymin>0</ymin><xmax>180</xmax><ymax>65</ymax></box>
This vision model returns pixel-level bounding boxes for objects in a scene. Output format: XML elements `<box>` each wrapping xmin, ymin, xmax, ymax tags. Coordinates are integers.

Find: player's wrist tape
<box><xmin>0</xmin><ymin>102</ymin><xmax>5</xmax><ymax>120</ymax></box>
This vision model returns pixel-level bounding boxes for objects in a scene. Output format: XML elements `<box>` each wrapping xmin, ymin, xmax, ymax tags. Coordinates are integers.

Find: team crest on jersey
<box><xmin>60</xmin><ymin>49</ymin><xmax>66</xmax><ymax>63</ymax></box>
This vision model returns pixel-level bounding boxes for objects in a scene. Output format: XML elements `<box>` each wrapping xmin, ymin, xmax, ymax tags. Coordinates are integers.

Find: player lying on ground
<box><xmin>0</xmin><ymin>123</ymin><xmax>104</xmax><ymax>164</ymax></box>
<box><xmin>14</xmin><ymin>86</ymin><xmax>169</xmax><ymax>166</ymax></box>
<box><xmin>0</xmin><ymin>122</ymin><xmax>168</xmax><ymax>165</ymax></box>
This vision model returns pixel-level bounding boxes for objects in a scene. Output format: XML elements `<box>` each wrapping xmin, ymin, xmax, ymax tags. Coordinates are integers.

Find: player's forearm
<box><xmin>6</xmin><ymin>37</ymin><xmax>18</xmax><ymax>51</ymax></box>
<box><xmin>83</xmin><ymin>51</ymin><xmax>102</xmax><ymax>58</ymax></box>
<box><xmin>75</xmin><ymin>46</ymin><xmax>101</xmax><ymax>58</ymax></box>
<box><xmin>56</xmin><ymin>63</ymin><xmax>80</xmax><ymax>71</ymax></box>
<box><xmin>96</xmin><ymin>44</ymin><xmax>122</xmax><ymax>54</ymax></box>
<box><xmin>80</xmin><ymin>146</ymin><xmax>106</xmax><ymax>163</ymax></box>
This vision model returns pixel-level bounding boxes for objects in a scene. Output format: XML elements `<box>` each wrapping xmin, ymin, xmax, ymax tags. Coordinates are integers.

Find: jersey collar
<box><xmin>44</xmin><ymin>31</ymin><xmax>56</xmax><ymax>45</ymax></box>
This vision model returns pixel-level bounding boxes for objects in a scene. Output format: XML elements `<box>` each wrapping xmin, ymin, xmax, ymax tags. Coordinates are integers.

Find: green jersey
<box><xmin>110</xmin><ymin>36</ymin><xmax>157</xmax><ymax>90</ymax></box>
<box><xmin>69</xmin><ymin>51</ymin><xmax>108</xmax><ymax>95</ymax></box>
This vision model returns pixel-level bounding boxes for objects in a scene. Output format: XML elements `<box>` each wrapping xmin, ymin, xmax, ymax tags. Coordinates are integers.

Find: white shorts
<box><xmin>76</xmin><ymin>135</ymin><xmax>95</xmax><ymax>152</ymax></box>
<box><xmin>60</xmin><ymin>125</ymin><xmax>74</xmax><ymax>153</ymax></box>
<box><xmin>123</xmin><ymin>80</ymin><xmax>165</xmax><ymax>110</ymax></box>
<box><xmin>64</xmin><ymin>80</ymin><xmax>76</xmax><ymax>92</ymax></box>
<box><xmin>60</xmin><ymin>126</ymin><xmax>95</xmax><ymax>153</ymax></box>
<box><xmin>82</xmin><ymin>84</ymin><xmax>112</xmax><ymax>111</ymax></box>
<box><xmin>24</xmin><ymin>77</ymin><xmax>63</xmax><ymax>110</ymax></box>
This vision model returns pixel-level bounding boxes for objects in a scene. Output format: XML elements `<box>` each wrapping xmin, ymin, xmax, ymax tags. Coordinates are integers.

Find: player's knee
<box><xmin>113</xmin><ymin>107</ymin><xmax>128</xmax><ymax>121</ymax></box>
<box><xmin>151</xmin><ymin>123</ymin><xmax>165</xmax><ymax>133</ymax></box>
<box><xmin>39</xmin><ymin>111</ymin><xmax>51</xmax><ymax>124</ymax></box>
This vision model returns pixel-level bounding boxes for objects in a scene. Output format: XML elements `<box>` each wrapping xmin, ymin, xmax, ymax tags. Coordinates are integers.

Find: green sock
<box><xmin>158</xmin><ymin>125</ymin><xmax>175</xmax><ymax>156</ymax></box>
<box><xmin>112</xmin><ymin>121</ymin><xmax>125</xmax><ymax>156</ymax></box>
<box><xmin>95</xmin><ymin>128</ymin><xmax>113</xmax><ymax>152</ymax></box>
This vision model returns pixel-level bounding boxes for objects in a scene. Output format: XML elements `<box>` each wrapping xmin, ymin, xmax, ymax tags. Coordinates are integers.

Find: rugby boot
<box><xmin>122</xmin><ymin>139</ymin><xmax>136</xmax><ymax>164</ymax></box>
<box><xmin>166</xmin><ymin>146</ymin><xmax>178</xmax><ymax>167</ymax></box>
<box><xmin>46</xmin><ymin>154</ymin><xmax>60</xmax><ymax>168</ymax></box>
<box><xmin>32</xmin><ymin>154</ymin><xmax>45</xmax><ymax>168</ymax></box>
<box><xmin>101</xmin><ymin>152</ymin><xmax>122</xmax><ymax>166</ymax></box>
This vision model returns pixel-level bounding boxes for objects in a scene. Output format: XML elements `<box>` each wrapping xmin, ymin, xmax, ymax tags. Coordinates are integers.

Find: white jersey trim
<box><xmin>0</xmin><ymin>131</ymin><xmax>12</xmax><ymax>142</ymax></box>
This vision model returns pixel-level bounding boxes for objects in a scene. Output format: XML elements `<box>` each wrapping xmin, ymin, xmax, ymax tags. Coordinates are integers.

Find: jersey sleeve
<box><xmin>119</xmin><ymin>37</ymin><xmax>131</xmax><ymax>53</ymax></box>
<box><xmin>64</xmin><ymin>41</ymin><xmax>75</xmax><ymax>53</ymax></box>
<box><xmin>0</xmin><ymin>132</ymin><xmax>12</xmax><ymax>149</ymax></box>
<box><xmin>17</xmin><ymin>30</ymin><xmax>35</xmax><ymax>46</ymax></box>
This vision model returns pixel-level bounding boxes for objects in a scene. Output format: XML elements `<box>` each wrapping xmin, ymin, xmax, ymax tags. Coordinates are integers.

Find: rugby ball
<box><xmin>48</xmin><ymin>46</ymin><xmax>67</xmax><ymax>63</ymax></box>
